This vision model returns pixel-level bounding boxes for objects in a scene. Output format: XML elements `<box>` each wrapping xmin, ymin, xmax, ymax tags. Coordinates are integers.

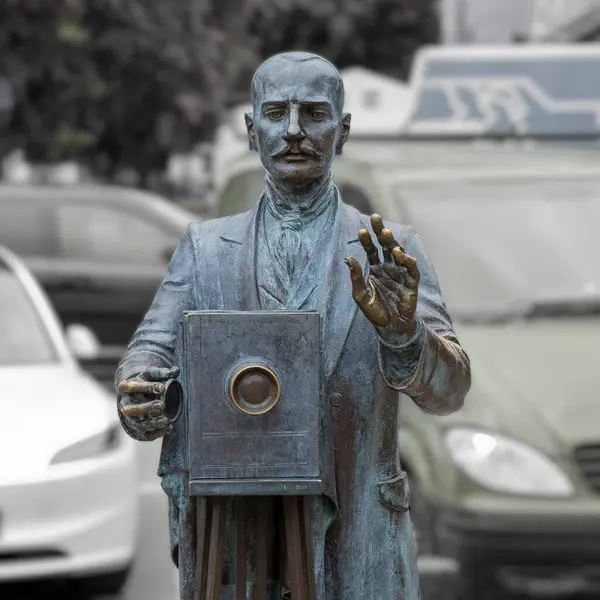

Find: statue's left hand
<box><xmin>345</xmin><ymin>214</ymin><xmax>420</xmax><ymax>337</ymax></box>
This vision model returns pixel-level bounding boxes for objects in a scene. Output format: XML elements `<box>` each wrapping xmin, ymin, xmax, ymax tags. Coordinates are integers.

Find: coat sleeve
<box><xmin>115</xmin><ymin>224</ymin><xmax>198</xmax><ymax>439</ymax></box>
<box><xmin>377</xmin><ymin>228</ymin><xmax>471</xmax><ymax>416</ymax></box>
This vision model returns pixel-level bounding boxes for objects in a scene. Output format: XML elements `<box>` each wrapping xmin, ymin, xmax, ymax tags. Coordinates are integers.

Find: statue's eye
<box><xmin>310</xmin><ymin>110</ymin><xmax>327</xmax><ymax>121</ymax></box>
<box><xmin>266</xmin><ymin>110</ymin><xmax>285</xmax><ymax>120</ymax></box>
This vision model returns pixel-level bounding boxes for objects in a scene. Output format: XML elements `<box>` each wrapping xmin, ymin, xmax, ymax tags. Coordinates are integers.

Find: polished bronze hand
<box><xmin>345</xmin><ymin>214</ymin><xmax>420</xmax><ymax>336</ymax></box>
<box><xmin>118</xmin><ymin>366</ymin><xmax>180</xmax><ymax>441</ymax></box>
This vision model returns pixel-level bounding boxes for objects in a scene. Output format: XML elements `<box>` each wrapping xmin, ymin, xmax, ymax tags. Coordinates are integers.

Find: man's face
<box><xmin>246</xmin><ymin>58</ymin><xmax>350</xmax><ymax>185</ymax></box>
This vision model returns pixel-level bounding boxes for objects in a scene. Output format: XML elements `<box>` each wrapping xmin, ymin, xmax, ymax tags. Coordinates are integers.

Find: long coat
<box><xmin>116</xmin><ymin>195</ymin><xmax>471</xmax><ymax>600</ymax></box>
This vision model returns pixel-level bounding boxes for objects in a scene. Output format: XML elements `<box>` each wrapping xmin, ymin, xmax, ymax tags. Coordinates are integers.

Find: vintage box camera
<box><xmin>180</xmin><ymin>310</ymin><xmax>322</xmax><ymax>496</ymax></box>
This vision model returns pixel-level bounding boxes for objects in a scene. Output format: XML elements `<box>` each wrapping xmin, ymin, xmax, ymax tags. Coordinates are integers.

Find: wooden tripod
<box><xmin>190</xmin><ymin>495</ymin><xmax>316</xmax><ymax>600</ymax></box>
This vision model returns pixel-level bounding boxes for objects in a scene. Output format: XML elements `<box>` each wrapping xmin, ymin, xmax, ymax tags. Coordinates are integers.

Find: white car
<box><xmin>0</xmin><ymin>244</ymin><xmax>138</xmax><ymax>595</ymax></box>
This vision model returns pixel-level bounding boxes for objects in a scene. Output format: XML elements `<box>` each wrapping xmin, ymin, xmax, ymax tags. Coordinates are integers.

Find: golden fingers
<box><xmin>120</xmin><ymin>400</ymin><xmax>166</xmax><ymax>418</ymax></box>
<box><xmin>118</xmin><ymin>380</ymin><xmax>166</xmax><ymax>395</ymax></box>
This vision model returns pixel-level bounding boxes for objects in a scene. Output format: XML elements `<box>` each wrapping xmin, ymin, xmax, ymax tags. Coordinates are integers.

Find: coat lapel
<box><xmin>218</xmin><ymin>201</ymin><xmax>262</xmax><ymax>311</ymax></box>
<box><xmin>318</xmin><ymin>200</ymin><xmax>370</xmax><ymax>379</ymax></box>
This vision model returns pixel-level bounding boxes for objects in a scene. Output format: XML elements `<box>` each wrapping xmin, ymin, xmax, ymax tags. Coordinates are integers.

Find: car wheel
<box><xmin>70</xmin><ymin>564</ymin><xmax>132</xmax><ymax>598</ymax></box>
<box><xmin>407</xmin><ymin>473</ymin><xmax>437</xmax><ymax>556</ymax></box>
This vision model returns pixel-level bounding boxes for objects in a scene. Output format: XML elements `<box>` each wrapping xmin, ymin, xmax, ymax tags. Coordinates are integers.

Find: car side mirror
<box><xmin>65</xmin><ymin>323</ymin><xmax>101</xmax><ymax>360</ymax></box>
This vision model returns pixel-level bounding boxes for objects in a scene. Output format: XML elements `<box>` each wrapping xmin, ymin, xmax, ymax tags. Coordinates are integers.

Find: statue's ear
<box><xmin>336</xmin><ymin>112</ymin><xmax>351</xmax><ymax>155</ymax></box>
<box><xmin>245</xmin><ymin>113</ymin><xmax>258</xmax><ymax>152</ymax></box>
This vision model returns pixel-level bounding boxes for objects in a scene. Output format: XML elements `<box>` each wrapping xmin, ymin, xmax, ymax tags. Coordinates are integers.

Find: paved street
<box><xmin>120</xmin><ymin>471</ymin><xmax>178</xmax><ymax>600</ymax></box>
<box><xmin>118</xmin><ymin>439</ymin><xmax>178</xmax><ymax>600</ymax></box>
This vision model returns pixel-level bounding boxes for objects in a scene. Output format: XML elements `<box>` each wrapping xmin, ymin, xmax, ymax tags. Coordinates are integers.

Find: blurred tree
<box><xmin>246</xmin><ymin>0</ymin><xmax>439</xmax><ymax>87</ymax></box>
<box><xmin>0</xmin><ymin>0</ymin><xmax>213</xmax><ymax>183</ymax></box>
<box><xmin>0</xmin><ymin>0</ymin><xmax>439</xmax><ymax>179</ymax></box>
<box><xmin>103</xmin><ymin>0</ymin><xmax>440</xmax><ymax>112</ymax></box>
<box><xmin>104</xmin><ymin>0</ymin><xmax>261</xmax><ymax>110</ymax></box>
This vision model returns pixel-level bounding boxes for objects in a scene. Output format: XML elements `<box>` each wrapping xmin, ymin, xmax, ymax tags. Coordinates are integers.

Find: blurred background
<box><xmin>2</xmin><ymin>1</ymin><xmax>600</xmax><ymax>599</ymax></box>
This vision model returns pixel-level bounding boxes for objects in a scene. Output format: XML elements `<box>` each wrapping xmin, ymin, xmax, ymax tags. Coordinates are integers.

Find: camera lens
<box><xmin>229</xmin><ymin>365</ymin><xmax>280</xmax><ymax>415</ymax></box>
<box><xmin>238</xmin><ymin>371</ymin><xmax>273</xmax><ymax>405</ymax></box>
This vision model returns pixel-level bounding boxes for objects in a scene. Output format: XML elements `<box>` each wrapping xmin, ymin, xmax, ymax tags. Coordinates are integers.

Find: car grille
<box><xmin>574</xmin><ymin>445</ymin><xmax>600</xmax><ymax>492</ymax></box>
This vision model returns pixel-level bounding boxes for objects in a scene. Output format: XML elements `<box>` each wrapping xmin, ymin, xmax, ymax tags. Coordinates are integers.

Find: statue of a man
<box><xmin>116</xmin><ymin>51</ymin><xmax>471</xmax><ymax>599</ymax></box>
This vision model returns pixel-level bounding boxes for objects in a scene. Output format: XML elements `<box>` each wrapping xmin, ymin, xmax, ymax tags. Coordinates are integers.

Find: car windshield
<box><xmin>0</xmin><ymin>264</ymin><xmax>58</xmax><ymax>365</ymax></box>
<box><xmin>394</xmin><ymin>176</ymin><xmax>600</xmax><ymax>322</ymax></box>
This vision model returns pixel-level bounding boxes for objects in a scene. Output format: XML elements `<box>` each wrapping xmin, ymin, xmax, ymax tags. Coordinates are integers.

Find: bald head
<box><xmin>245</xmin><ymin>51</ymin><xmax>351</xmax><ymax>185</ymax></box>
<box><xmin>251</xmin><ymin>51</ymin><xmax>345</xmax><ymax>115</ymax></box>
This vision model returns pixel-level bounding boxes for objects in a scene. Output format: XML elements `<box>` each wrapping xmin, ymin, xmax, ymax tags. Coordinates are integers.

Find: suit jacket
<box><xmin>116</xmin><ymin>195</ymin><xmax>471</xmax><ymax>599</ymax></box>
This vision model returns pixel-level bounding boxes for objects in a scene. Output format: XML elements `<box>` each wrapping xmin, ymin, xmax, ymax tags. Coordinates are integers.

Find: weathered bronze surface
<box><xmin>115</xmin><ymin>50</ymin><xmax>471</xmax><ymax>599</ymax></box>
<box><xmin>183</xmin><ymin>310</ymin><xmax>321</xmax><ymax>494</ymax></box>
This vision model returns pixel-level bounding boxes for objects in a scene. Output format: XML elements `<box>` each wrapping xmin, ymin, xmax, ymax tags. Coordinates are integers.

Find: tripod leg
<box><xmin>283</xmin><ymin>497</ymin><xmax>305</xmax><ymax>600</ymax></box>
<box><xmin>235</xmin><ymin>498</ymin><xmax>247</xmax><ymax>600</ymax></box>
<box><xmin>181</xmin><ymin>495</ymin><xmax>199</xmax><ymax>600</ymax></box>
<box><xmin>299</xmin><ymin>497</ymin><xmax>316</xmax><ymax>599</ymax></box>
<box><xmin>193</xmin><ymin>497</ymin><xmax>209</xmax><ymax>600</ymax></box>
<box><xmin>205</xmin><ymin>497</ymin><xmax>227</xmax><ymax>600</ymax></box>
<box><xmin>254</xmin><ymin>498</ymin><xmax>270</xmax><ymax>600</ymax></box>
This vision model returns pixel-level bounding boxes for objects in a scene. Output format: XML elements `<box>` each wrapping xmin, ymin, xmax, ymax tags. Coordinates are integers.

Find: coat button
<box><xmin>329</xmin><ymin>393</ymin><xmax>343</xmax><ymax>408</ymax></box>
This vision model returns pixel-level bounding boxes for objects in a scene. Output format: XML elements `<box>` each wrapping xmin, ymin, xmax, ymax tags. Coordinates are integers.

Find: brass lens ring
<box><xmin>228</xmin><ymin>364</ymin><xmax>281</xmax><ymax>416</ymax></box>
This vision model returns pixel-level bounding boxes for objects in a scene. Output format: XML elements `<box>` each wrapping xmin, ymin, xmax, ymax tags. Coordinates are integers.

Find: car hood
<box><xmin>449</xmin><ymin>318</ymin><xmax>600</xmax><ymax>455</ymax></box>
<box><xmin>0</xmin><ymin>364</ymin><xmax>117</xmax><ymax>483</ymax></box>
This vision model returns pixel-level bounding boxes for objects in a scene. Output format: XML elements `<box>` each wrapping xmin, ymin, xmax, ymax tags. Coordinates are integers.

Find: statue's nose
<box><xmin>285</xmin><ymin>107</ymin><xmax>305</xmax><ymax>142</ymax></box>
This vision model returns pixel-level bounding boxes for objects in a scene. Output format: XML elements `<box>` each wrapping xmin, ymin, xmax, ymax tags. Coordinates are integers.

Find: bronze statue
<box><xmin>116</xmin><ymin>51</ymin><xmax>471</xmax><ymax>599</ymax></box>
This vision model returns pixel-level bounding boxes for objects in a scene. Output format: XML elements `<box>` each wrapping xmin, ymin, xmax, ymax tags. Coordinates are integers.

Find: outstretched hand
<box><xmin>118</xmin><ymin>366</ymin><xmax>180</xmax><ymax>441</ymax></box>
<box><xmin>345</xmin><ymin>214</ymin><xmax>419</xmax><ymax>337</ymax></box>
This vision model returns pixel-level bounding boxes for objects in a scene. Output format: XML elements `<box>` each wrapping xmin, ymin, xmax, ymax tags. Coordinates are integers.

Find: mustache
<box><xmin>271</xmin><ymin>143</ymin><xmax>321</xmax><ymax>159</ymax></box>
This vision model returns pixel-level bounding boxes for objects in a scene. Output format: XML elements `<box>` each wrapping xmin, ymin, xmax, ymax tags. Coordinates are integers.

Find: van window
<box><xmin>395</xmin><ymin>176</ymin><xmax>600</xmax><ymax>318</ymax></box>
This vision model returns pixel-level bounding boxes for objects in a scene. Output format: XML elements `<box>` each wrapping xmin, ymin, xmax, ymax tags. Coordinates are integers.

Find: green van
<box><xmin>213</xmin><ymin>139</ymin><xmax>600</xmax><ymax>599</ymax></box>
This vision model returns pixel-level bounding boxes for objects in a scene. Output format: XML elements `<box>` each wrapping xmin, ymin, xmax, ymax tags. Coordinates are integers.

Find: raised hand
<box><xmin>118</xmin><ymin>366</ymin><xmax>180</xmax><ymax>441</ymax></box>
<box><xmin>345</xmin><ymin>214</ymin><xmax>420</xmax><ymax>337</ymax></box>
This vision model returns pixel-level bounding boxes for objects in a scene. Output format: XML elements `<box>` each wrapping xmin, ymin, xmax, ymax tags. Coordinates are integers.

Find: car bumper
<box><xmin>438</xmin><ymin>508</ymin><xmax>600</xmax><ymax>598</ymax></box>
<box><xmin>0</xmin><ymin>437</ymin><xmax>138</xmax><ymax>581</ymax></box>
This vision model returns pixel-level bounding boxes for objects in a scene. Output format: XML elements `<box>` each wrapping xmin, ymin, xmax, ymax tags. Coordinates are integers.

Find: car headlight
<box><xmin>51</xmin><ymin>425</ymin><xmax>121</xmax><ymax>464</ymax></box>
<box><xmin>444</xmin><ymin>428</ymin><xmax>573</xmax><ymax>497</ymax></box>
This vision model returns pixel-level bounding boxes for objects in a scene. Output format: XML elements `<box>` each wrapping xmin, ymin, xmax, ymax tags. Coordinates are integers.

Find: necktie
<box><xmin>264</xmin><ymin>174</ymin><xmax>336</xmax><ymax>294</ymax></box>
<box><xmin>274</xmin><ymin>211</ymin><xmax>306</xmax><ymax>283</ymax></box>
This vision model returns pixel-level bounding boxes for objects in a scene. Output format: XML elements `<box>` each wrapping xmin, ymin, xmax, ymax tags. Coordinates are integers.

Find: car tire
<box><xmin>407</xmin><ymin>472</ymin><xmax>437</xmax><ymax>556</ymax></box>
<box><xmin>70</xmin><ymin>564</ymin><xmax>132</xmax><ymax>598</ymax></box>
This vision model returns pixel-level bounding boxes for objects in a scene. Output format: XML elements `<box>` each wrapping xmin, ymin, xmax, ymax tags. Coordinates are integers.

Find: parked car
<box><xmin>0</xmin><ymin>244</ymin><xmax>138</xmax><ymax>596</ymax></box>
<box><xmin>214</xmin><ymin>141</ymin><xmax>600</xmax><ymax>599</ymax></box>
<box><xmin>0</xmin><ymin>183</ymin><xmax>198</xmax><ymax>387</ymax></box>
